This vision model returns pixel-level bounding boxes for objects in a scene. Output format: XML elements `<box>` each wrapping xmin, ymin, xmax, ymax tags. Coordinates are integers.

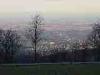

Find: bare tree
<box><xmin>0</xmin><ymin>29</ymin><xmax>22</xmax><ymax>63</ymax></box>
<box><xmin>88</xmin><ymin>23</ymin><xmax>100</xmax><ymax>61</ymax></box>
<box><xmin>26</xmin><ymin>15</ymin><xmax>43</xmax><ymax>63</ymax></box>
<box><xmin>71</xmin><ymin>40</ymin><xmax>80</xmax><ymax>63</ymax></box>
<box><xmin>88</xmin><ymin>23</ymin><xmax>100</xmax><ymax>48</ymax></box>
<box><xmin>0</xmin><ymin>29</ymin><xmax>5</xmax><ymax>63</ymax></box>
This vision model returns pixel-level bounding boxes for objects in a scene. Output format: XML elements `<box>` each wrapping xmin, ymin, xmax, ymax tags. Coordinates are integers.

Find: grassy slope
<box><xmin>0</xmin><ymin>64</ymin><xmax>100</xmax><ymax>75</ymax></box>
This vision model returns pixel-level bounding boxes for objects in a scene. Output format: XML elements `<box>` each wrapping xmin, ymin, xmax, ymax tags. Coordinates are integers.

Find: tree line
<box><xmin>0</xmin><ymin>15</ymin><xmax>100</xmax><ymax>63</ymax></box>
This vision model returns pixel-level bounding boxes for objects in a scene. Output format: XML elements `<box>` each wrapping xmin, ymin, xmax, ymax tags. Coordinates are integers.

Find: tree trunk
<box><xmin>34</xmin><ymin>42</ymin><xmax>37</xmax><ymax>63</ymax></box>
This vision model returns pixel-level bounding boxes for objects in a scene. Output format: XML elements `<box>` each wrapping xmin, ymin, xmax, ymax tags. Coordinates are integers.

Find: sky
<box><xmin>0</xmin><ymin>0</ymin><xmax>100</xmax><ymax>15</ymax></box>
<box><xmin>0</xmin><ymin>0</ymin><xmax>100</xmax><ymax>30</ymax></box>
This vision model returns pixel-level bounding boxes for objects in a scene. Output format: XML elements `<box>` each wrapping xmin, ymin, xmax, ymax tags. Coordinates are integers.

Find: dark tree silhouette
<box><xmin>0</xmin><ymin>29</ymin><xmax>5</xmax><ymax>63</ymax></box>
<box><xmin>88</xmin><ymin>23</ymin><xmax>100</xmax><ymax>61</ymax></box>
<box><xmin>26</xmin><ymin>15</ymin><xmax>43</xmax><ymax>63</ymax></box>
<box><xmin>88</xmin><ymin>23</ymin><xmax>100</xmax><ymax>48</ymax></box>
<box><xmin>70</xmin><ymin>40</ymin><xmax>80</xmax><ymax>63</ymax></box>
<box><xmin>0</xmin><ymin>29</ymin><xmax>22</xmax><ymax>63</ymax></box>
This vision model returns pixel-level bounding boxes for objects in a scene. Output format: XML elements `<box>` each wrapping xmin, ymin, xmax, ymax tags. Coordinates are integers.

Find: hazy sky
<box><xmin>0</xmin><ymin>0</ymin><xmax>100</xmax><ymax>16</ymax></box>
<box><xmin>0</xmin><ymin>0</ymin><xmax>100</xmax><ymax>31</ymax></box>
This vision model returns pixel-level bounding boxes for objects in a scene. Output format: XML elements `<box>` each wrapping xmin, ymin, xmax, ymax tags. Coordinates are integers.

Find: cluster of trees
<box><xmin>0</xmin><ymin>29</ymin><xmax>21</xmax><ymax>63</ymax></box>
<box><xmin>0</xmin><ymin>15</ymin><xmax>100</xmax><ymax>63</ymax></box>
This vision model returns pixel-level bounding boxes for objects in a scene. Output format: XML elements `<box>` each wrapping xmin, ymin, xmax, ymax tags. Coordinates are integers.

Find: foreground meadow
<box><xmin>0</xmin><ymin>64</ymin><xmax>100</xmax><ymax>75</ymax></box>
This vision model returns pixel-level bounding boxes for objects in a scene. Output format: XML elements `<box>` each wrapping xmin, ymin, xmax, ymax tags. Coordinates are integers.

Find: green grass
<box><xmin>0</xmin><ymin>64</ymin><xmax>100</xmax><ymax>75</ymax></box>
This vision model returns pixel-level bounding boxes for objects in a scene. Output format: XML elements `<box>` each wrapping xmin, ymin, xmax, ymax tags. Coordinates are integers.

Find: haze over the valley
<box><xmin>0</xmin><ymin>0</ymin><xmax>100</xmax><ymax>31</ymax></box>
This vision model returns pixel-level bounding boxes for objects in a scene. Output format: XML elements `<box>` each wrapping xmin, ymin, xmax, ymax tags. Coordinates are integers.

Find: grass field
<box><xmin>0</xmin><ymin>64</ymin><xmax>100</xmax><ymax>75</ymax></box>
